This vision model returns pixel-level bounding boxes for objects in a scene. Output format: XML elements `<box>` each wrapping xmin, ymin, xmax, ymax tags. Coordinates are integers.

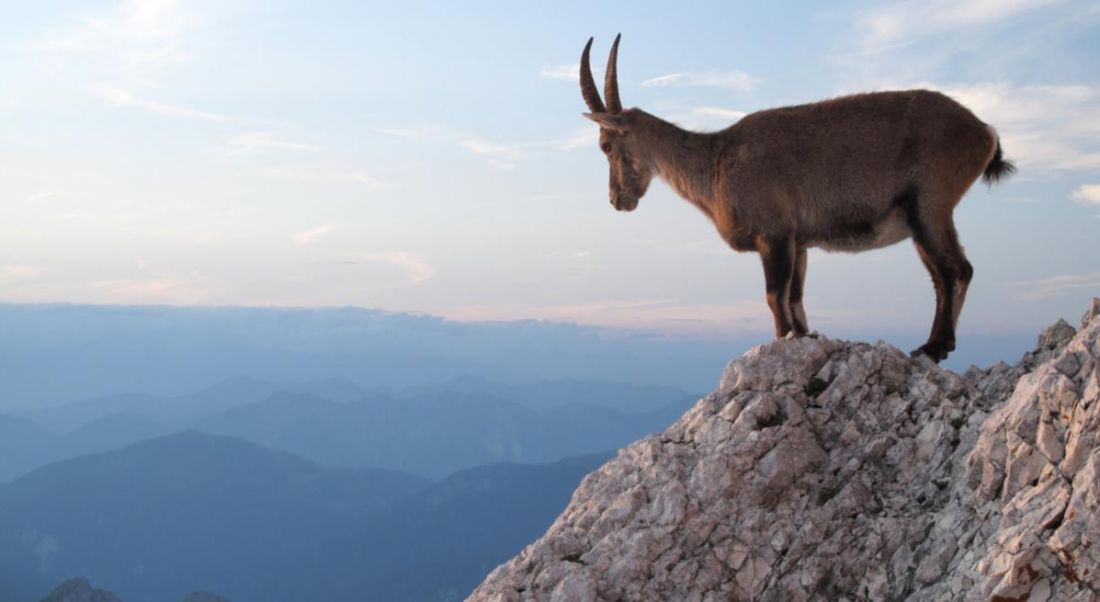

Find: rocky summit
<box><xmin>470</xmin><ymin>299</ymin><xmax>1100</xmax><ymax>602</ymax></box>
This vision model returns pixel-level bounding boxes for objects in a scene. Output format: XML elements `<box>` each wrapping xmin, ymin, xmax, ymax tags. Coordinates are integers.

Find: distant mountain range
<box><xmin>0</xmin><ymin>561</ymin><xmax>51</xmax><ymax>602</ymax></box>
<box><xmin>2</xmin><ymin>376</ymin><xmax>694</xmax><ymax>482</ymax></box>
<box><xmin>19</xmin><ymin>376</ymin><xmax>378</xmax><ymax>433</ymax></box>
<box><xmin>254</xmin><ymin>453</ymin><xmax>612</xmax><ymax>602</ymax></box>
<box><xmin>401</xmin><ymin>375</ymin><xmax>692</xmax><ymax>413</ymax></box>
<box><xmin>193</xmin><ymin>389</ymin><xmax>689</xmax><ymax>479</ymax></box>
<box><xmin>0</xmin><ymin>431</ymin><xmax>609</xmax><ymax>602</ymax></box>
<box><xmin>0</xmin><ymin>373</ymin><xmax>683</xmax><ymax>599</ymax></box>
<box><xmin>0</xmin><ymin>303</ymin><xmax>744</xmax><ymax>410</ymax></box>
<box><xmin>0</xmin><ymin>303</ymin><xmax>1035</xmax><ymax>600</ymax></box>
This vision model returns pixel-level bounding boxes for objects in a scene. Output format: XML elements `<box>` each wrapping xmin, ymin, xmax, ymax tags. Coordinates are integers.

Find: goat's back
<box><xmin>717</xmin><ymin>89</ymin><xmax>995</xmax><ymax>242</ymax></box>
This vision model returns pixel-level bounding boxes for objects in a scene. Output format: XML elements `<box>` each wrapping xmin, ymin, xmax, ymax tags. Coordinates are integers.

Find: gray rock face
<box><xmin>469</xmin><ymin>299</ymin><xmax>1100</xmax><ymax>601</ymax></box>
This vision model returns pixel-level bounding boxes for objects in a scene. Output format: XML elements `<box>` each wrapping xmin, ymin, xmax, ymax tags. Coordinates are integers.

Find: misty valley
<box><xmin>0</xmin><ymin>300</ymin><xmax>1045</xmax><ymax>601</ymax></box>
<box><xmin>0</xmin><ymin>374</ymin><xmax>698</xmax><ymax>601</ymax></box>
<box><xmin>0</xmin><ymin>303</ymin><xmax>713</xmax><ymax>601</ymax></box>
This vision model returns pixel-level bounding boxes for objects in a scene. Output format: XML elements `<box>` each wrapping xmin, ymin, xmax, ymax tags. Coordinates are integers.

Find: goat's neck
<box><xmin>634</xmin><ymin>111</ymin><xmax>718</xmax><ymax>211</ymax></box>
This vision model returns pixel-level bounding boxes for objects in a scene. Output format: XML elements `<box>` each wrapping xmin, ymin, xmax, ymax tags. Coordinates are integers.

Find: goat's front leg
<box><xmin>757</xmin><ymin>235</ymin><xmax>797</xmax><ymax>338</ymax></box>
<box><xmin>788</xmin><ymin>246</ymin><xmax>809</xmax><ymax>336</ymax></box>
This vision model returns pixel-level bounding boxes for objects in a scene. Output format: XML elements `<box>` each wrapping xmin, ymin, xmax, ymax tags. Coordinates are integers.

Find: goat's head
<box><xmin>580</xmin><ymin>35</ymin><xmax>653</xmax><ymax>212</ymax></box>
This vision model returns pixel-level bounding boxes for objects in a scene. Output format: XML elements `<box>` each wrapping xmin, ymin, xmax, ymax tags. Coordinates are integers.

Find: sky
<box><xmin>2</xmin><ymin>0</ymin><xmax>1099</xmax><ymax>338</ymax></box>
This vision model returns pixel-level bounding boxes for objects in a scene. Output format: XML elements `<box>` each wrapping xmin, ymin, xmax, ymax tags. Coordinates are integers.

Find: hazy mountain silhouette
<box><xmin>0</xmin><ymin>561</ymin><xmax>51</xmax><ymax>602</ymax></box>
<box><xmin>0</xmin><ymin>414</ymin><xmax>61</xmax><ymax>483</ymax></box>
<box><xmin>1</xmin><ymin>411</ymin><xmax>177</xmax><ymax>483</ymax></box>
<box><xmin>62</xmin><ymin>413</ymin><xmax>172</xmax><ymax>454</ymax></box>
<box><xmin>0</xmin><ymin>430</ymin><xmax>608</xmax><ymax>602</ymax></box>
<box><xmin>0</xmin><ymin>303</ymin><xmax>741</xmax><ymax>411</ymax></box>
<box><xmin>194</xmin><ymin>390</ymin><xmax>688</xmax><ymax>478</ymax></box>
<box><xmin>20</xmin><ymin>376</ymin><xmax>375</xmax><ymax>433</ymax></box>
<box><xmin>399</xmin><ymin>375</ymin><xmax>695</xmax><ymax>413</ymax></box>
<box><xmin>3</xmin><ymin>377</ymin><xmax>693</xmax><ymax>483</ymax></box>
<box><xmin>0</xmin><ymin>431</ymin><xmax>428</xmax><ymax>602</ymax></box>
<box><xmin>241</xmin><ymin>454</ymin><xmax>612</xmax><ymax>602</ymax></box>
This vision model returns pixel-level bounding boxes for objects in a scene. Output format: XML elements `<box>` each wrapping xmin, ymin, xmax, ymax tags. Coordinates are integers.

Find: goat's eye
<box><xmin>601</xmin><ymin>142</ymin><xmax>612</xmax><ymax>153</ymax></box>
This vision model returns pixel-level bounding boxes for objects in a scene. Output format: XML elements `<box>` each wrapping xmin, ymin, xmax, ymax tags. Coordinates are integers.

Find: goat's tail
<box><xmin>982</xmin><ymin>128</ymin><xmax>1017</xmax><ymax>185</ymax></box>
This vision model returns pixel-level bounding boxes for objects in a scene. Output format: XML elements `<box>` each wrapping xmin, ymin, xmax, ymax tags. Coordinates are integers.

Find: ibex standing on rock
<box><xmin>579</xmin><ymin>35</ymin><xmax>1015</xmax><ymax>362</ymax></box>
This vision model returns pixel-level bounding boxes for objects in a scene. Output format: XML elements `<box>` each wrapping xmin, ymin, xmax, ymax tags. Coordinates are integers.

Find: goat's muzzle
<box><xmin>611</xmin><ymin>195</ymin><xmax>639</xmax><ymax>212</ymax></box>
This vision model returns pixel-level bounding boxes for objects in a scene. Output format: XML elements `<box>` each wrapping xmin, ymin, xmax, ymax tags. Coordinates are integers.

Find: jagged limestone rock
<box><xmin>470</xmin><ymin>299</ymin><xmax>1100</xmax><ymax>601</ymax></box>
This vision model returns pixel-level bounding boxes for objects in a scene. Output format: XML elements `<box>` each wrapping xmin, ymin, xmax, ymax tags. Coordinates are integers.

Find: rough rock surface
<box><xmin>469</xmin><ymin>298</ymin><xmax>1100</xmax><ymax>601</ymax></box>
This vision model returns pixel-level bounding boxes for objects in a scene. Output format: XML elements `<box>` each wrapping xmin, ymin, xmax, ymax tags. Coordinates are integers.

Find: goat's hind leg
<box><xmin>910</xmin><ymin>220</ymin><xmax>972</xmax><ymax>362</ymax></box>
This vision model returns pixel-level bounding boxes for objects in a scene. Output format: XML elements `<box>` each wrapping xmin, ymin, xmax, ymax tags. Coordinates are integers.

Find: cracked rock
<box><xmin>468</xmin><ymin>298</ymin><xmax>1100</xmax><ymax>601</ymax></box>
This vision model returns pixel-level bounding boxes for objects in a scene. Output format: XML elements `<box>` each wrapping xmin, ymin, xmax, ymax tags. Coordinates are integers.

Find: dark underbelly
<box><xmin>811</xmin><ymin>211</ymin><xmax>912</xmax><ymax>253</ymax></box>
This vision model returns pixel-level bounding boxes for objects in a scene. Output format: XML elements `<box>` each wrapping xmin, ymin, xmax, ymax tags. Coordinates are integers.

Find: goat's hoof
<box><xmin>910</xmin><ymin>343</ymin><xmax>950</xmax><ymax>363</ymax></box>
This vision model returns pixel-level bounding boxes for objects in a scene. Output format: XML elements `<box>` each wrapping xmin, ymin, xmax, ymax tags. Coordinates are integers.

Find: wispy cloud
<box><xmin>243</xmin><ymin>164</ymin><xmax>392</xmax><ymax>189</ymax></box>
<box><xmin>89</xmin><ymin>272</ymin><xmax>210</xmax><ymax>303</ymax></box>
<box><xmin>861</xmin><ymin>0</ymin><xmax>1061</xmax><ymax>44</ymax></box>
<box><xmin>540</xmin><ymin>64</ymin><xmax>579</xmax><ymax>80</ymax></box>
<box><xmin>25</xmin><ymin>191</ymin><xmax>60</xmax><ymax>202</ymax></box>
<box><xmin>557</xmin><ymin>128</ymin><xmax>598</xmax><ymax>150</ymax></box>
<box><xmin>826</xmin><ymin>40</ymin><xmax>918</xmax><ymax>62</ymax></box>
<box><xmin>363</xmin><ymin>252</ymin><xmax>435</xmax><ymax>284</ymax></box>
<box><xmin>460</xmin><ymin>128</ymin><xmax>600</xmax><ymax>166</ymax></box>
<box><xmin>459</xmin><ymin>138</ymin><xmax>521</xmax><ymax>170</ymax></box>
<box><xmin>691</xmin><ymin>107</ymin><xmax>748</xmax><ymax>121</ymax></box>
<box><xmin>30</xmin><ymin>0</ymin><xmax>196</xmax><ymax>79</ymax></box>
<box><xmin>379</xmin><ymin>122</ymin><xmax>594</xmax><ymax>168</ymax></box>
<box><xmin>379</xmin><ymin>124</ymin><xmax>521</xmax><ymax>168</ymax></box>
<box><xmin>942</xmin><ymin>83</ymin><xmax>1100</xmax><ymax>172</ymax></box>
<box><xmin>2</xmin><ymin>265</ymin><xmax>43</xmax><ymax>278</ymax></box>
<box><xmin>526</xmin><ymin>192</ymin><xmax>600</xmax><ymax>202</ymax></box>
<box><xmin>350</xmin><ymin>171</ymin><xmax>388</xmax><ymax>188</ymax></box>
<box><xmin>1009</xmin><ymin>272</ymin><xmax>1100</xmax><ymax>300</ymax></box>
<box><xmin>292</xmin><ymin>225</ymin><xmax>337</xmax><ymax>246</ymax></box>
<box><xmin>95</xmin><ymin>83</ymin><xmax>230</xmax><ymax>122</ymax></box>
<box><xmin>548</xmin><ymin>250</ymin><xmax>591</xmax><ymax>260</ymax></box>
<box><xmin>375</xmin><ymin>125</ymin><xmax>449</xmax><ymax>140</ymax></box>
<box><xmin>641</xmin><ymin>70</ymin><xmax>760</xmax><ymax>91</ymax></box>
<box><xmin>1071</xmin><ymin>184</ymin><xmax>1100</xmax><ymax>206</ymax></box>
<box><xmin>27</xmin><ymin>1</ymin><xmax>242</xmax><ymax>130</ymax></box>
<box><xmin>661</xmin><ymin>106</ymin><xmax>747</xmax><ymax>131</ymax></box>
<box><xmin>224</xmin><ymin>132</ymin><xmax>319</xmax><ymax>156</ymax></box>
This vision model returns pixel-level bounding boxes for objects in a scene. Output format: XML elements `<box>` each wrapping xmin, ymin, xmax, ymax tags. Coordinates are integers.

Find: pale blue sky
<box><xmin>2</xmin><ymin>0</ymin><xmax>1099</xmax><ymax>337</ymax></box>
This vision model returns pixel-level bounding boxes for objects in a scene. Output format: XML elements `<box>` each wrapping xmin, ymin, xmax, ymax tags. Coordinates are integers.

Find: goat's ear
<box><xmin>583</xmin><ymin>112</ymin><xmax>630</xmax><ymax>133</ymax></box>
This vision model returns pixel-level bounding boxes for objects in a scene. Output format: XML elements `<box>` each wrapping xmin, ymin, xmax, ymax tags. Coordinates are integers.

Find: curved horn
<box><xmin>579</xmin><ymin>37</ymin><xmax>606</xmax><ymax>113</ymax></box>
<box><xmin>604</xmin><ymin>33</ymin><xmax>622</xmax><ymax>113</ymax></box>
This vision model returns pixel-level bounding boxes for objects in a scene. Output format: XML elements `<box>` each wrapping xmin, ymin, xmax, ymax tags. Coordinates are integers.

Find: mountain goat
<box><xmin>579</xmin><ymin>35</ymin><xmax>1015</xmax><ymax>361</ymax></box>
